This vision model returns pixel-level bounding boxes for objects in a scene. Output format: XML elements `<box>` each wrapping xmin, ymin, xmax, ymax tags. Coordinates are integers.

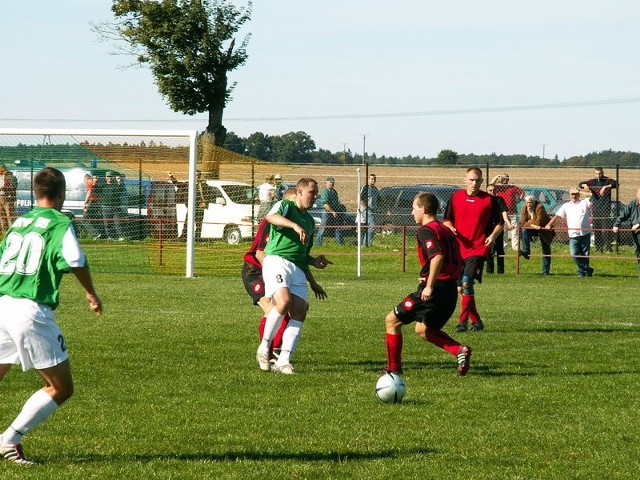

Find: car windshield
<box><xmin>225</xmin><ymin>184</ymin><xmax>257</xmax><ymax>204</ymax></box>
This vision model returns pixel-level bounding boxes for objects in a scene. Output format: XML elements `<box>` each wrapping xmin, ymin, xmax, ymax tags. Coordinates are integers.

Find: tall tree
<box><xmin>244</xmin><ymin>132</ymin><xmax>272</xmax><ymax>161</ymax></box>
<box><xmin>436</xmin><ymin>149</ymin><xmax>459</xmax><ymax>165</ymax></box>
<box><xmin>270</xmin><ymin>131</ymin><xmax>316</xmax><ymax>164</ymax></box>
<box><xmin>94</xmin><ymin>0</ymin><xmax>252</xmax><ymax>178</ymax></box>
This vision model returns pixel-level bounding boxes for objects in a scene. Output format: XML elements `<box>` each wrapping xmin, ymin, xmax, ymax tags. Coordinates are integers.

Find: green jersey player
<box><xmin>0</xmin><ymin>167</ymin><xmax>102</xmax><ymax>465</ymax></box>
<box><xmin>257</xmin><ymin>178</ymin><xmax>331</xmax><ymax>374</ymax></box>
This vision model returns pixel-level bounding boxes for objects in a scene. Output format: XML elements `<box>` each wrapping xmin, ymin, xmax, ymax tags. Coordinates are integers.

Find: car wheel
<box><xmin>224</xmin><ymin>226</ymin><xmax>242</xmax><ymax>245</ymax></box>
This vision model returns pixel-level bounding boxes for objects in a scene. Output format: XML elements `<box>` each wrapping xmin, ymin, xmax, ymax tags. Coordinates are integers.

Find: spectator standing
<box><xmin>82</xmin><ymin>173</ymin><xmax>103</xmax><ymax>240</ymax></box>
<box><xmin>444</xmin><ymin>167</ymin><xmax>503</xmax><ymax>332</ymax></box>
<box><xmin>490</xmin><ymin>173</ymin><xmax>523</xmax><ymax>250</ymax></box>
<box><xmin>168</xmin><ymin>171</ymin><xmax>188</xmax><ymax>240</ymax></box>
<box><xmin>613</xmin><ymin>187</ymin><xmax>640</xmax><ymax>277</ymax></box>
<box><xmin>519</xmin><ymin>195</ymin><xmax>554</xmax><ymax>276</ymax></box>
<box><xmin>272</xmin><ymin>174</ymin><xmax>284</xmax><ymax>200</ymax></box>
<box><xmin>546</xmin><ymin>187</ymin><xmax>593</xmax><ymax>277</ymax></box>
<box><xmin>486</xmin><ymin>183</ymin><xmax>513</xmax><ymax>274</ymax></box>
<box><xmin>383</xmin><ymin>192</ymin><xmax>471</xmax><ymax>377</ymax></box>
<box><xmin>359</xmin><ymin>173</ymin><xmax>380</xmax><ymax>247</ymax></box>
<box><xmin>579</xmin><ymin>167</ymin><xmax>618</xmax><ymax>252</ymax></box>
<box><xmin>168</xmin><ymin>170</ymin><xmax>213</xmax><ymax>239</ymax></box>
<box><xmin>100</xmin><ymin>172</ymin><xmax>125</xmax><ymax>241</ymax></box>
<box><xmin>257</xmin><ymin>175</ymin><xmax>275</xmax><ymax>221</ymax></box>
<box><xmin>0</xmin><ymin>167</ymin><xmax>102</xmax><ymax>465</ymax></box>
<box><xmin>315</xmin><ymin>177</ymin><xmax>345</xmax><ymax>246</ymax></box>
<box><xmin>168</xmin><ymin>171</ymin><xmax>188</xmax><ymax>205</ymax></box>
<box><xmin>0</xmin><ymin>164</ymin><xmax>17</xmax><ymax>236</ymax></box>
<box><xmin>194</xmin><ymin>170</ymin><xmax>214</xmax><ymax>239</ymax></box>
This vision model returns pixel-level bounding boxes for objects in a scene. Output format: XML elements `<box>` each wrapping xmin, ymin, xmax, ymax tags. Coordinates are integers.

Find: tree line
<box><xmin>224</xmin><ymin>131</ymin><xmax>640</xmax><ymax>168</ymax></box>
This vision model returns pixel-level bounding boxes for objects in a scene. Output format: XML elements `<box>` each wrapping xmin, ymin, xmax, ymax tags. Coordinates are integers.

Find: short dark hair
<box><xmin>34</xmin><ymin>167</ymin><xmax>66</xmax><ymax>200</ymax></box>
<box><xmin>296</xmin><ymin>178</ymin><xmax>317</xmax><ymax>189</ymax></box>
<box><xmin>415</xmin><ymin>192</ymin><xmax>439</xmax><ymax>216</ymax></box>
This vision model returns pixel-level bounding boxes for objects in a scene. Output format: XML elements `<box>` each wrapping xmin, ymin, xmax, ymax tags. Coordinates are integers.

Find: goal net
<box><xmin>0</xmin><ymin>128</ymin><xmax>247</xmax><ymax>277</ymax></box>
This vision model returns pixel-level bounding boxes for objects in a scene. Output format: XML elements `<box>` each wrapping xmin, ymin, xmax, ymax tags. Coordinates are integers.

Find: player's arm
<box><xmin>71</xmin><ymin>267</ymin><xmax>102</xmax><ymax>316</ymax></box>
<box><xmin>305</xmin><ymin>268</ymin><xmax>327</xmax><ymax>300</ymax></box>
<box><xmin>308</xmin><ymin>254</ymin><xmax>332</xmax><ymax>269</ymax></box>
<box><xmin>265</xmin><ymin>212</ymin><xmax>307</xmax><ymax>243</ymax></box>
<box><xmin>421</xmin><ymin>254</ymin><xmax>443</xmax><ymax>301</ymax></box>
<box><xmin>442</xmin><ymin>200</ymin><xmax>457</xmax><ymax>234</ymax></box>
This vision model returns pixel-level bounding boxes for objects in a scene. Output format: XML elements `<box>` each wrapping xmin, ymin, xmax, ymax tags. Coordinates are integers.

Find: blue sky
<box><xmin>2</xmin><ymin>0</ymin><xmax>639</xmax><ymax>159</ymax></box>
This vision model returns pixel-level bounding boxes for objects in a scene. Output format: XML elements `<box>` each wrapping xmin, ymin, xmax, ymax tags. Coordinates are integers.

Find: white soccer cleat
<box><xmin>256</xmin><ymin>349</ymin><xmax>271</xmax><ymax>371</ymax></box>
<box><xmin>1</xmin><ymin>443</ymin><xmax>37</xmax><ymax>465</ymax></box>
<box><xmin>272</xmin><ymin>363</ymin><xmax>295</xmax><ymax>375</ymax></box>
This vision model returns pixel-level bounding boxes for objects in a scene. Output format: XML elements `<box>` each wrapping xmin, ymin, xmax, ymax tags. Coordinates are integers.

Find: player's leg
<box><xmin>272</xmin><ymin>294</ymin><xmax>307</xmax><ymax>373</ymax></box>
<box><xmin>0</xmin><ymin>297</ymin><xmax>72</xmax><ymax>464</ymax></box>
<box><xmin>415</xmin><ymin>282</ymin><xmax>461</xmax><ymax>353</ymax></box>
<box><xmin>256</xmin><ymin>256</ymin><xmax>293</xmax><ymax>370</ymax></box>
<box><xmin>257</xmin><ymin>287</ymin><xmax>291</xmax><ymax>369</ymax></box>
<box><xmin>455</xmin><ymin>259</ymin><xmax>473</xmax><ymax>331</ymax></box>
<box><xmin>1</xmin><ymin>361</ymin><xmax>72</xmax><ymax>465</ymax></box>
<box><xmin>272</xmin><ymin>263</ymin><xmax>309</xmax><ymax>374</ymax></box>
<box><xmin>463</xmin><ymin>257</ymin><xmax>485</xmax><ymax>331</ymax></box>
<box><xmin>384</xmin><ymin>310</ymin><xmax>404</xmax><ymax>374</ymax></box>
<box><xmin>384</xmin><ymin>291</ymin><xmax>421</xmax><ymax>373</ymax></box>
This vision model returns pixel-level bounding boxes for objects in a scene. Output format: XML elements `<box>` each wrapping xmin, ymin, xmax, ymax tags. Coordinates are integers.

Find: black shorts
<box><xmin>394</xmin><ymin>280</ymin><xmax>458</xmax><ymax>330</ymax></box>
<box><xmin>242</xmin><ymin>262</ymin><xmax>265</xmax><ymax>305</ymax></box>
<box><xmin>458</xmin><ymin>255</ymin><xmax>485</xmax><ymax>285</ymax></box>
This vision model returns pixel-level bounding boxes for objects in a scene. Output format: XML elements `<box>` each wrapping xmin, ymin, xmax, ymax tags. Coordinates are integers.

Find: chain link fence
<box><xmin>1</xmin><ymin>131</ymin><xmax>639</xmax><ymax>276</ymax></box>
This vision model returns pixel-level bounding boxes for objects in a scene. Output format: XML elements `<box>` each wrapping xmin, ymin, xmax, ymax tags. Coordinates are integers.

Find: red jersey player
<box><xmin>383</xmin><ymin>192</ymin><xmax>472</xmax><ymax>376</ymax></box>
<box><xmin>444</xmin><ymin>167</ymin><xmax>503</xmax><ymax>332</ymax></box>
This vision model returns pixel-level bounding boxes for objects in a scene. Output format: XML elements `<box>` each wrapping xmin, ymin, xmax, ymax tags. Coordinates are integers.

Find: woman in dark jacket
<box><xmin>519</xmin><ymin>195</ymin><xmax>554</xmax><ymax>275</ymax></box>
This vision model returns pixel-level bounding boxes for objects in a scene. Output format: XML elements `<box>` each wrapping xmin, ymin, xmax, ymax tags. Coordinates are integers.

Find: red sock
<box><xmin>425</xmin><ymin>328</ymin><xmax>460</xmax><ymax>355</ymax></box>
<box><xmin>467</xmin><ymin>296</ymin><xmax>482</xmax><ymax>324</ymax></box>
<box><xmin>385</xmin><ymin>333</ymin><xmax>403</xmax><ymax>372</ymax></box>
<box><xmin>272</xmin><ymin>314</ymin><xmax>290</xmax><ymax>350</ymax></box>
<box><xmin>258</xmin><ymin>316</ymin><xmax>267</xmax><ymax>341</ymax></box>
<box><xmin>458</xmin><ymin>295</ymin><xmax>470</xmax><ymax>323</ymax></box>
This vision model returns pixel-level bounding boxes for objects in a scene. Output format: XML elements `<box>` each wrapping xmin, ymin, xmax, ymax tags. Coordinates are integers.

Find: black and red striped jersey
<box><xmin>242</xmin><ymin>218</ymin><xmax>270</xmax><ymax>269</ymax></box>
<box><xmin>417</xmin><ymin>220</ymin><xmax>461</xmax><ymax>281</ymax></box>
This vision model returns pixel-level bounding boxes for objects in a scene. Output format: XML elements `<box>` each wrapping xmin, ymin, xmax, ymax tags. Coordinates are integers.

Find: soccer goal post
<box><xmin>0</xmin><ymin>128</ymin><xmax>200</xmax><ymax>278</ymax></box>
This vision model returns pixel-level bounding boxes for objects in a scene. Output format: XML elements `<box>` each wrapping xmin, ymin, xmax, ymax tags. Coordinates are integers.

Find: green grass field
<box><xmin>0</xmin><ymin>247</ymin><xmax>638</xmax><ymax>479</ymax></box>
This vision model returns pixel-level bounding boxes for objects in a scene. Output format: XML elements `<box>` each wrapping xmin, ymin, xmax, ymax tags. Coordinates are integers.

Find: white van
<box><xmin>176</xmin><ymin>180</ymin><xmax>258</xmax><ymax>244</ymax></box>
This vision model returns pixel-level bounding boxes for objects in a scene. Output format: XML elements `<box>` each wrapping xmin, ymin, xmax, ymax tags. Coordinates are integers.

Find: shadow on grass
<box><xmin>339</xmin><ymin>359</ymin><xmax>458</xmax><ymax>373</ymax></box>
<box><xmin>67</xmin><ymin>447</ymin><xmax>439</xmax><ymax>464</ymax></box>
<box><xmin>532</xmin><ymin>327</ymin><xmax>639</xmax><ymax>333</ymax></box>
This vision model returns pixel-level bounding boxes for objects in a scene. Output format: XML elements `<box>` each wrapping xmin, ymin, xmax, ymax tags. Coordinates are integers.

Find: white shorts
<box><xmin>0</xmin><ymin>296</ymin><xmax>69</xmax><ymax>371</ymax></box>
<box><xmin>262</xmin><ymin>255</ymin><xmax>308</xmax><ymax>302</ymax></box>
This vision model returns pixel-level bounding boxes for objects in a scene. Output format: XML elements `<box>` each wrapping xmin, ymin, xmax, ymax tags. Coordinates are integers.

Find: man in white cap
<box><xmin>546</xmin><ymin>187</ymin><xmax>593</xmax><ymax>277</ymax></box>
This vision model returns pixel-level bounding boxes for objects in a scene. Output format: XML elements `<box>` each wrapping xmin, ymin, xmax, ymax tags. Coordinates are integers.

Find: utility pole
<box><xmin>362</xmin><ymin>134</ymin><xmax>367</xmax><ymax>166</ymax></box>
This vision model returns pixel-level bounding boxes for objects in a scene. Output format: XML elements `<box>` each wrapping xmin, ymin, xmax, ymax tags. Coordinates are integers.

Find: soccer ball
<box><xmin>375</xmin><ymin>372</ymin><xmax>406</xmax><ymax>404</ymax></box>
